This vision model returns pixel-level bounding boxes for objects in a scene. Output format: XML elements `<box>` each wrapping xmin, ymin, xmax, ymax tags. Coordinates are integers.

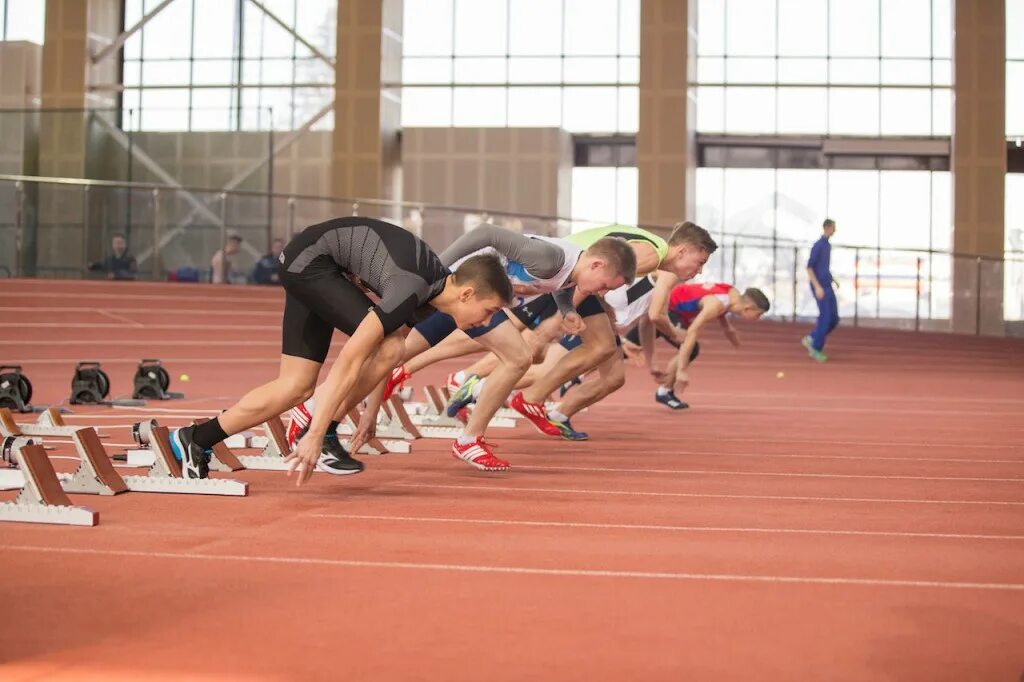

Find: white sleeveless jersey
<box><xmin>450</xmin><ymin>234</ymin><xmax>582</xmax><ymax>294</ymax></box>
<box><xmin>604</xmin><ymin>275</ymin><xmax>657</xmax><ymax>334</ymax></box>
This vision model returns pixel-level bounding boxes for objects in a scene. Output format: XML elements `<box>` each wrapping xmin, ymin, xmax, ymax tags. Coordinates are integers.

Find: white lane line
<box><xmin>0</xmin><ymin>306</ymin><xmax>278</xmax><ymax>317</ymax></box>
<box><xmin>675</xmin><ymin>435</ymin><xmax>1022</xmax><ymax>451</ymax></box>
<box><xmin>0</xmin><ymin>340</ymin><xmax>278</xmax><ymax>346</ymax></box>
<box><xmin>8</xmin><ymin>322</ymin><xmax>278</xmax><ymax>331</ymax></box>
<box><xmin>695</xmin><ymin>390</ymin><xmax>1024</xmax><ymax>407</ymax></box>
<box><xmin>95</xmin><ymin>309</ymin><xmax>144</xmax><ymax>328</ymax></box>
<box><xmin>394</xmin><ymin>483</ymin><xmax>1024</xmax><ymax>507</ymax></box>
<box><xmin>311</xmin><ymin>513</ymin><xmax>1024</xmax><ymax>541</ymax></box>
<box><xmin>5</xmin><ymin>291</ymin><xmax>282</xmax><ymax>304</ymax></box>
<box><xmin>517</xmin><ymin>464</ymin><xmax>1024</xmax><ymax>483</ymax></box>
<box><xmin>609</xmin><ymin>449</ymin><xmax>1024</xmax><ymax>465</ymax></box>
<box><xmin>3</xmin><ymin>545</ymin><xmax>1022</xmax><ymax>592</ymax></box>
<box><xmin>0</xmin><ymin>358</ymin><xmax>280</xmax><ymax>364</ymax></box>
<box><xmin>689</xmin><ymin>403</ymin><xmax>1024</xmax><ymax>418</ymax></box>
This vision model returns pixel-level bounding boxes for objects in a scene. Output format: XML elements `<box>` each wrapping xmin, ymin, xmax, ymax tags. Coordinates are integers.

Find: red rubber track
<box><xmin>1</xmin><ymin>278</ymin><xmax>1022</xmax><ymax>681</ymax></box>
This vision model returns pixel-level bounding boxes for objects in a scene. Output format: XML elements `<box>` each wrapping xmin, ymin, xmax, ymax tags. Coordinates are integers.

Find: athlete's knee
<box><xmin>605</xmin><ymin>368</ymin><xmax>626</xmax><ymax>393</ymax></box>
<box><xmin>279</xmin><ymin>376</ymin><xmax>314</xmax><ymax>405</ymax></box>
<box><xmin>501</xmin><ymin>345</ymin><xmax>532</xmax><ymax>374</ymax></box>
<box><xmin>594</xmin><ymin>342</ymin><xmax>618</xmax><ymax>364</ymax></box>
<box><xmin>377</xmin><ymin>333</ymin><xmax>405</xmax><ymax>367</ymax></box>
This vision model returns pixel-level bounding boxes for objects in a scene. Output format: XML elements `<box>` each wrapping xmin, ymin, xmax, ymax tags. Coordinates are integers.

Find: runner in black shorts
<box><xmin>168</xmin><ymin>216</ymin><xmax>512</xmax><ymax>484</ymax></box>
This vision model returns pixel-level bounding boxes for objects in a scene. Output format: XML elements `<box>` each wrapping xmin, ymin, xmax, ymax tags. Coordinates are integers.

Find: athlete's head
<box><xmin>823</xmin><ymin>218</ymin><xmax>836</xmax><ymax>239</ymax></box>
<box><xmin>575</xmin><ymin>237</ymin><xmax>636</xmax><ymax>297</ymax></box>
<box><xmin>664</xmin><ymin>221</ymin><xmax>717</xmax><ymax>281</ymax></box>
<box><xmin>736</xmin><ymin>287</ymin><xmax>771</xmax><ymax>321</ymax></box>
<box><xmin>449</xmin><ymin>253</ymin><xmax>513</xmax><ymax>328</ymax></box>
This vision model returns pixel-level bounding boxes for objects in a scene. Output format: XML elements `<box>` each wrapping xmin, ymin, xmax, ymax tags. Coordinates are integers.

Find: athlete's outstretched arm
<box><xmin>647</xmin><ymin>271</ymin><xmax>680</xmax><ymax>339</ymax></box>
<box><xmin>672</xmin><ymin>297</ymin><xmax>724</xmax><ymax>393</ymax></box>
<box><xmin>718</xmin><ymin>315</ymin><xmax>741</xmax><ymax>347</ymax></box>
<box><xmin>440</xmin><ymin>223</ymin><xmax>528</xmax><ymax>266</ymax></box>
<box><xmin>287</xmin><ymin>312</ymin><xmax>386</xmax><ymax>484</ymax></box>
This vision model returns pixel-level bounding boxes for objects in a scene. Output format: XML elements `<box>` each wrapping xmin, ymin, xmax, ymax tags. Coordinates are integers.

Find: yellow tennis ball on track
<box><xmin>179</xmin><ymin>373</ymin><xmax>190</xmax><ymax>382</ymax></box>
<box><xmin>776</xmin><ymin>371</ymin><xmax>785</xmax><ymax>379</ymax></box>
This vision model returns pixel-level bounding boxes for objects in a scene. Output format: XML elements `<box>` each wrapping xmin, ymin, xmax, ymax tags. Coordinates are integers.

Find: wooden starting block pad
<box><xmin>0</xmin><ymin>407</ymin><xmax>93</xmax><ymax>438</ymax></box>
<box><xmin>0</xmin><ymin>443</ymin><xmax>98</xmax><ymax>526</ymax></box>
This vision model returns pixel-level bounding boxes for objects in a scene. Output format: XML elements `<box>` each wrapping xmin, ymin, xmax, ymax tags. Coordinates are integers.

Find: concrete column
<box><xmin>951</xmin><ymin>0</ymin><xmax>1006</xmax><ymax>334</ymax></box>
<box><xmin>637</xmin><ymin>0</ymin><xmax>696</xmax><ymax>233</ymax></box>
<box><xmin>40</xmin><ymin>0</ymin><xmax>120</xmax><ymax>177</ymax></box>
<box><xmin>36</xmin><ymin>0</ymin><xmax>120</xmax><ymax>275</ymax></box>
<box><xmin>332</xmin><ymin>0</ymin><xmax>402</xmax><ymax>208</ymax></box>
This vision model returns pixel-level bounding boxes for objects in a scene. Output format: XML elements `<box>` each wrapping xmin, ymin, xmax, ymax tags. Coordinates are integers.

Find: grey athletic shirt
<box><xmin>441</xmin><ymin>223</ymin><xmax>580</xmax><ymax>315</ymax></box>
<box><xmin>284</xmin><ymin>216</ymin><xmax>449</xmax><ymax>334</ymax></box>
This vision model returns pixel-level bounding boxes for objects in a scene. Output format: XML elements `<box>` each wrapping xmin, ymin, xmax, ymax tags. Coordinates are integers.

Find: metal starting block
<box><xmin>337</xmin><ymin>409</ymin><xmax>411</xmax><ymax>455</ymax></box>
<box><xmin>120</xmin><ymin>422</ymin><xmax>247</xmax><ymax>496</ymax></box>
<box><xmin>411</xmin><ymin>386</ymin><xmax>516</xmax><ymax>430</ymax></box>
<box><xmin>0</xmin><ymin>407</ymin><xmax>92</xmax><ymax>438</ymax></box>
<box><xmin>0</xmin><ymin>441</ymin><xmax>98</xmax><ymax>526</ymax></box>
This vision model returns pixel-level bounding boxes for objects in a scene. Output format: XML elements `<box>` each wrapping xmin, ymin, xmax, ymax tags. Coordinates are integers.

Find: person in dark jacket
<box><xmin>252</xmin><ymin>238</ymin><xmax>285</xmax><ymax>285</ymax></box>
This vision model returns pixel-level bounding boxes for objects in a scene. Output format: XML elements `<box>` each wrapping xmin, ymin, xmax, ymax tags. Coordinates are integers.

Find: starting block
<box><xmin>384</xmin><ymin>395</ymin><xmax>461</xmax><ymax>440</ymax></box>
<box><xmin>120</xmin><ymin>423</ymin><xmax>247</xmax><ymax>496</ymax></box>
<box><xmin>2</xmin><ymin>419</ymin><xmax>128</xmax><ymax>498</ymax></box>
<box><xmin>0</xmin><ymin>442</ymin><xmax>98</xmax><ymax>526</ymax></box>
<box><xmin>233</xmin><ymin>416</ymin><xmax>296</xmax><ymax>471</ymax></box>
<box><xmin>0</xmin><ymin>407</ymin><xmax>89</xmax><ymax>438</ymax></box>
<box><xmin>331</xmin><ymin>410</ymin><xmax>411</xmax><ymax>455</ymax></box>
<box><xmin>125</xmin><ymin>419</ymin><xmax>246</xmax><ymax>474</ymax></box>
<box><xmin>410</xmin><ymin>386</ymin><xmax>516</xmax><ymax>431</ymax></box>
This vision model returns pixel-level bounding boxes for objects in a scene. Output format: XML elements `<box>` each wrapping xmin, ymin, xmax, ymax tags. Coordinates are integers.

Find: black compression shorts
<box><xmin>278</xmin><ymin>253</ymin><xmax>377</xmax><ymax>363</ymax></box>
<box><xmin>507</xmin><ymin>293</ymin><xmax>606</xmax><ymax>329</ymax></box>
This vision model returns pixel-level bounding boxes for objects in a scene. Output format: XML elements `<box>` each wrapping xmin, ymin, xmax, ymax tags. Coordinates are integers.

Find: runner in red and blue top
<box><xmin>653</xmin><ymin>282</ymin><xmax>771</xmax><ymax>410</ymax></box>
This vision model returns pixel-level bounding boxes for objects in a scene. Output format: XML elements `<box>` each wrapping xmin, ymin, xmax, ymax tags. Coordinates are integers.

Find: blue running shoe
<box><xmin>547</xmin><ymin>417</ymin><xmax>589</xmax><ymax>441</ymax></box>
<box><xmin>655</xmin><ymin>390</ymin><xmax>689</xmax><ymax>410</ymax></box>
<box><xmin>446</xmin><ymin>374</ymin><xmax>482</xmax><ymax>417</ymax></box>
<box><xmin>169</xmin><ymin>424</ymin><xmax>211</xmax><ymax>479</ymax></box>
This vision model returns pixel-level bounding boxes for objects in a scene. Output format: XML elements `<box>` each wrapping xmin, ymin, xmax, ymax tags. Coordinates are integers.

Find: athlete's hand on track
<box><xmin>285</xmin><ymin>431</ymin><xmax>322</xmax><ymax>486</ymax></box>
<box><xmin>349</xmin><ymin>411</ymin><xmax>377</xmax><ymax>454</ymax></box>
<box><xmin>561</xmin><ymin>312</ymin><xmax>585</xmax><ymax>335</ymax></box>
<box><xmin>673</xmin><ymin>369</ymin><xmax>690</xmax><ymax>394</ymax></box>
<box><xmin>725</xmin><ymin>328</ymin><xmax>741</xmax><ymax>347</ymax></box>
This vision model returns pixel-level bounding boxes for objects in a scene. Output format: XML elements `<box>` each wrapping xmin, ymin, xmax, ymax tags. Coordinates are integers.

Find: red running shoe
<box><xmin>451</xmin><ymin>437</ymin><xmax>510</xmax><ymax>471</ymax></box>
<box><xmin>286</xmin><ymin>401</ymin><xmax>312</xmax><ymax>449</ymax></box>
<box><xmin>510</xmin><ymin>391</ymin><xmax>562</xmax><ymax>437</ymax></box>
<box><xmin>383</xmin><ymin>365</ymin><xmax>411</xmax><ymax>402</ymax></box>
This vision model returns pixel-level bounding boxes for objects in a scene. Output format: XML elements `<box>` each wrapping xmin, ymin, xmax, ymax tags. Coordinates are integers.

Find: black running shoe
<box><xmin>317</xmin><ymin>434</ymin><xmax>364</xmax><ymax>475</ymax></box>
<box><xmin>559</xmin><ymin>376</ymin><xmax>583</xmax><ymax>397</ymax></box>
<box><xmin>655</xmin><ymin>390</ymin><xmax>689</xmax><ymax>410</ymax></box>
<box><xmin>169</xmin><ymin>424</ymin><xmax>211</xmax><ymax>479</ymax></box>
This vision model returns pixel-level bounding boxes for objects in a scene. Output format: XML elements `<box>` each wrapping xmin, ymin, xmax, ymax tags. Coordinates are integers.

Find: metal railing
<box><xmin>1</xmin><ymin>173</ymin><xmax>1021</xmax><ymax>337</ymax></box>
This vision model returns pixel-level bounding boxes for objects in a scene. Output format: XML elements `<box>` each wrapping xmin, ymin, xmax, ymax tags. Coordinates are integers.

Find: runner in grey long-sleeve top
<box><xmin>288</xmin><ymin>222</ymin><xmax>637</xmax><ymax>472</ymax></box>
<box><xmin>169</xmin><ymin>216</ymin><xmax>513</xmax><ymax>484</ymax></box>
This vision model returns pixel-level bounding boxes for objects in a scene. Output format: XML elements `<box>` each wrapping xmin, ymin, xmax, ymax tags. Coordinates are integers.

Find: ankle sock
<box><xmin>192</xmin><ymin>417</ymin><xmax>227</xmax><ymax>450</ymax></box>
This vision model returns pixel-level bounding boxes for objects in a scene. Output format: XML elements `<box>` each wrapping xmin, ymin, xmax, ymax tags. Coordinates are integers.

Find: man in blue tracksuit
<box><xmin>802</xmin><ymin>218</ymin><xmax>838</xmax><ymax>362</ymax></box>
